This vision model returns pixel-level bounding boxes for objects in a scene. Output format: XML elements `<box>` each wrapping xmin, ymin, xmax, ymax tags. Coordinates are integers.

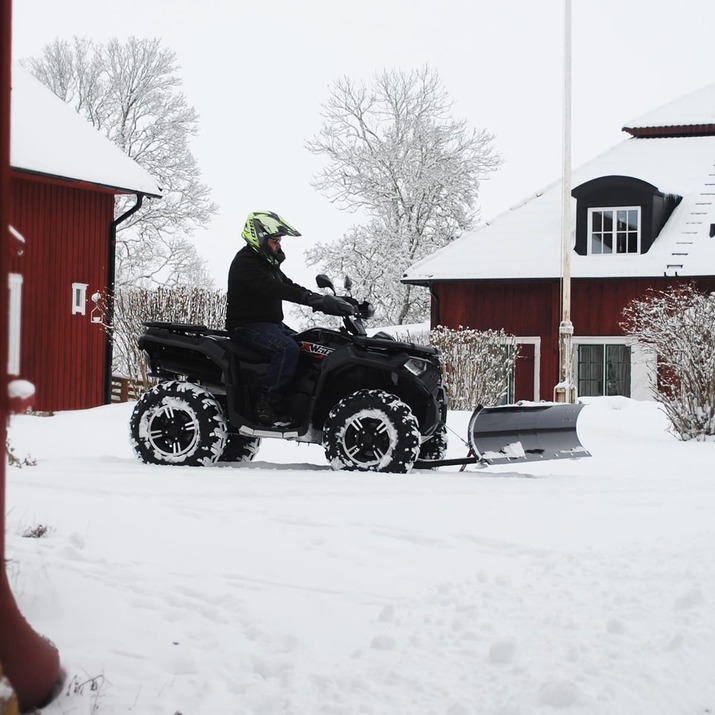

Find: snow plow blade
<box><xmin>467</xmin><ymin>402</ymin><xmax>590</xmax><ymax>465</ymax></box>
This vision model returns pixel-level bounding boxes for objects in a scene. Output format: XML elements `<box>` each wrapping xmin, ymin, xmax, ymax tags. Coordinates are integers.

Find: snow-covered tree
<box><xmin>24</xmin><ymin>36</ymin><xmax>217</xmax><ymax>288</ymax></box>
<box><xmin>305</xmin><ymin>66</ymin><xmax>501</xmax><ymax>325</ymax></box>
<box><xmin>621</xmin><ymin>285</ymin><xmax>715</xmax><ymax>440</ymax></box>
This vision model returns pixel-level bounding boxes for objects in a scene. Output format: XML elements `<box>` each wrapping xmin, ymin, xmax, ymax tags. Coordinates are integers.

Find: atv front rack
<box><xmin>414</xmin><ymin>402</ymin><xmax>590</xmax><ymax>469</ymax></box>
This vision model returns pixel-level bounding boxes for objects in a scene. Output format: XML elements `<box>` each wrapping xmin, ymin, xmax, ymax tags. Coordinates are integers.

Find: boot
<box><xmin>255</xmin><ymin>394</ymin><xmax>292</xmax><ymax>427</ymax></box>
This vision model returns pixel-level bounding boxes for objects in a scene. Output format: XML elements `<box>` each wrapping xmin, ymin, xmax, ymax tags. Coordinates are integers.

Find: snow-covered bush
<box><xmin>112</xmin><ymin>287</ymin><xmax>226</xmax><ymax>388</ymax></box>
<box><xmin>429</xmin><ymin>326</ymin><xmax>517</xmax><ymax>410</ymax></box>
<box><xmin>621</xmin><ymin>285</ymin><xmax>715</xmax><ymax>440</ymax></box>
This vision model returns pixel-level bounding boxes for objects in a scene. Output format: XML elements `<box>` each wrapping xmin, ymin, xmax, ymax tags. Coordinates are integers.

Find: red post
<box><xmin>0</xmin><ymin>0</ymin><xmax>61</xmax><ymax>708</ymax></box>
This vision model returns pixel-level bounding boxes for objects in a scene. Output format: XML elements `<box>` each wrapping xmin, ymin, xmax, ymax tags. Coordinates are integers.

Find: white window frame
<box><xmin>587</xmin><ymin>206</ymin><xmax>641</xmax><ymax>255</ymax></box>
<box><xmin>513</xmin><ymin>336</ymin><xmax>541</xmax><ymax>401</ymax></box>
<box><xmin>573</xmin><ymin>336</ymin><xmax>655</xmax><ymax>400</ymax></box>
<box><xmin>8</xmin><ymin>273</ymin><xmax>23</xmax><ymax>376</ymax></box>
<box><xmin>72</xmin><ymin>282</ymin><xmax>89</xmax><ymax>315</ymax></box>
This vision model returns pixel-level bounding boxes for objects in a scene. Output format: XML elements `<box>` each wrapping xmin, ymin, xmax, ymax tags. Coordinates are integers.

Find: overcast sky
<box><xmin>11</xmin><ymin>0</ymin><xmax>715</xmax><ymax>289</ymax></box>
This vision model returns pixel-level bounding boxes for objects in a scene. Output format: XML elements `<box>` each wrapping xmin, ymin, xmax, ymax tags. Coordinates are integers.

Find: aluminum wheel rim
<box><xmin>147</xmin><ymin>404</ymin><xmax>199</xmax><ymax>458</ymax></box>
<box><xmin>341</xmin><ymin>414</ymin><xmax>392</xmax><ymax>468</ymax></box>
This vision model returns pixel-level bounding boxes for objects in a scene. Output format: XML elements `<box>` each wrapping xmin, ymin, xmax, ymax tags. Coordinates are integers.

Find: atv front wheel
<box><xmin>130</xmin><ymin>381</ymin><xmax>227</xmax><ymax>466</ymax></box>
<box><xmin>322</xmin><ymin>389</ymin><xmax>420</xmax><ymax>473</ymax></box>
<box><xmin>220</xmin><ymin>434</ymin><xmax>261</xmax><ymax>463</ymax></box>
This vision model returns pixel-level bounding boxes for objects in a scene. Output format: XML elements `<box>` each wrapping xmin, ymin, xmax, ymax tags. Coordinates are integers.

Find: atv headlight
<box><xmin>404</xmin><ymin>357</ymin><xmax>428</xmax><ymax>377</ymax></box>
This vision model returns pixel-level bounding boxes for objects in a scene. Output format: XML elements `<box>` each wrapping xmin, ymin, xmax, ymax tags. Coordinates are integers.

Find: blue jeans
<box><xmin>229</xmin><ymin>322</ymin><xmax>299</xmax><ymax>405</ymax></box>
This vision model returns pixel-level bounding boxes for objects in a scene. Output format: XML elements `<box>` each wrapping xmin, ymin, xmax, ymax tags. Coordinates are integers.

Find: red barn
<box><xmin>403</xmin><ymin>83</ymin><xmax>715</xmax><ymax>402</ymax></box>
<box><xmin>8</xmin><ymin>67</ymin><xmax>161</xmax><ymax>412</ymax></box>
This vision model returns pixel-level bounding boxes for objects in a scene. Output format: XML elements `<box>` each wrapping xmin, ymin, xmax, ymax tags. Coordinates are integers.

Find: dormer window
<box><xmin>573</xmin><ymin>176</ymin><xmax>680</xmax><ymax>256</ymax></box>
<box><xmin>588</xmin><ymin>207</ymin><xmax>640</xmax><ymax>255</ymax></box>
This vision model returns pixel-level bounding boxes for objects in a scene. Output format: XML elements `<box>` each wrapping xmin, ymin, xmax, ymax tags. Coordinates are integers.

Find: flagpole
<box><xmin>555</xmin><ymin>0</ymin><xmax>576</xmax><ymax>403</ymax></box>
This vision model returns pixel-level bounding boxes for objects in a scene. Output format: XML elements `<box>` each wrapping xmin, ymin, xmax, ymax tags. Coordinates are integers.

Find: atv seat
<box><xmin>206</xmin><ymin>334</ymin><xmax>274</xmax><ymax>365</ymax></box>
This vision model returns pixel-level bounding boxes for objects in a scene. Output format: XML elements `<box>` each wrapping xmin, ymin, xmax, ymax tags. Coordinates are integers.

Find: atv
<box><xmin>129</xmin><ymin>275</ymin><xmax>589</xmax><ymax>473</ymax></box>
<box><xmin>130</xmin><ymin>275</ymin><xmax>450</xmax><ymax>472</ymax></box>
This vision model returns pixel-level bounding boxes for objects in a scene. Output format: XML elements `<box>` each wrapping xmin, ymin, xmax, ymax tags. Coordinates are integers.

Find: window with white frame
<box><xmin>498</xmin><ymin>344</ymin><xmax>516</xmax><ymax>405</ymax></box>
<box><xmin>588</xmin><ymin>207</ymin><xmax>640</xmax><ymax>255</ymax></box>
<box><xmin>72</xmin><ymin>282</ymin><xmax>88</xmax><ymax>315</ymax></box>
<box><xmin>577</xmin><ymin>343</ymin><xmax>631</xmax><ymax>397</ymax></box>
<box><xmin>8</xmin><ymin>273</ymin><xmax>23</xmax><ymax>376</ymax></box>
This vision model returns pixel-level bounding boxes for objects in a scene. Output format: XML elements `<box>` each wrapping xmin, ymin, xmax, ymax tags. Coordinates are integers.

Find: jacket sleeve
<box><xmin>278</xmin><ymin>271</ymin><xmax>313</xmax><ymax>304</ymax></box>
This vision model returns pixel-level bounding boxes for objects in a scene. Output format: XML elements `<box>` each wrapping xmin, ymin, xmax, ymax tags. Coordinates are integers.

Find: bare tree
<box><xmin>305</xmin><ymin>66</ymin><xmax>501</xmax><ymax>325</ymax></box>
<box><xmin>24</xmin><ymin>36</ymin><xmax>217</xmax><ymax>288</ymax></box>
<box><xmin>621</xmin><ymin>285</ymin><xmax>715</xmax><ymax>440</ymax></box>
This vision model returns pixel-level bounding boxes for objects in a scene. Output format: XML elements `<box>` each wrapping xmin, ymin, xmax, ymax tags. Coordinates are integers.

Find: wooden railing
<box><xmin>110</xmin><ymin>375</ymin><xmax>148</xmax><ymax>403</ymax></box>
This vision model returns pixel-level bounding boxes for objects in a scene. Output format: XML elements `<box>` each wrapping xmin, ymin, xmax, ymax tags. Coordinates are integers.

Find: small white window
<box><xmin>588</xmin><ymin>207</ymin><xmax>641</xmax><ymax>255</ymax></box>
<box><xmin>8</xmin><ymin>273</ymin><xmax>23</xmax><ymax>376</ymax></box>
<box><xmin>72</xmin><ymin>282</ymin><xmax>89</xmax><ymax>315</ymax></box>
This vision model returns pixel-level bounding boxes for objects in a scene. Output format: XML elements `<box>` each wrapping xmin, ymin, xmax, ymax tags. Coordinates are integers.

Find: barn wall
<box><xmin>9</xmin><ymin>174</ymin><xmax>115</xmax><ymax>411</ymax></box>
<box><xmin>432</xmin><ymin>276</ymin><xmax>715</xmax><ymax>400</ymax></box>
<box><xmin>433</xmin><ymin>279</ymin><xmax>561</xmax><ymax>402</ymax></box>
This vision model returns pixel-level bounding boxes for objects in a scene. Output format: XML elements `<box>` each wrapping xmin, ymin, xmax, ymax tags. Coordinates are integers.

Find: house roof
<box><xmin>403</xmin><ymin>86</ymin><xmax>715</xmax><ymax>285</ymax></box>
<box><xmin>10</xmin><ymin>65</ymin><xmax>162</xmax><ymax>197</ymax></box>
<box><xmin>623</xmin><ymin>81</ymin><xmax>715</xmax><ymax>136</ymax></box>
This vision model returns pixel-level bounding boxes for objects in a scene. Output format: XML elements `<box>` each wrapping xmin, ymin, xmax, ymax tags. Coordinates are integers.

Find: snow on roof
<box><xmin>10</xmin><ymin>65</ymin><xmax>162</xmax><ymax>197</ymax></box>
<box><xmin>404</xmin><ymin>133</ymin><xmax>715</xmax><ymax>283</ymax></box>
<box><xmin>624</xmin><ymin>81</ymin><xmax>715</xmax><ymax>131</ymax></box>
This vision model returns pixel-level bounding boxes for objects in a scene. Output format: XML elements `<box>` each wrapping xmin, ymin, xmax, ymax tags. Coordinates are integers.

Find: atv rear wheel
<box><xmin>130</xmin><ymin>381</ymin><xmax>227</xmax><ymax>466</ymax></box>
<box><xmin>220</xmin><ymin>434</ymin><xmax>261</xmax><ymax>463</ymax></box>
<box><xmin>322</xmin><ymin>389</ymin><xmax>420</xmax><ymax>473</ymax></box>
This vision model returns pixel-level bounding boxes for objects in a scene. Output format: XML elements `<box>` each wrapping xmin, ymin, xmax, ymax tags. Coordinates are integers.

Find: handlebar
<box><xmin>339</xmin><ymin>297</ymin><xmax>374</xmax><ymax>336</ymax></box>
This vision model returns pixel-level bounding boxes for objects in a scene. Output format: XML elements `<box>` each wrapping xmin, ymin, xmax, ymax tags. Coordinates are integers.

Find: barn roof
<box><xmin>10</xmin><ymin>65</ymin><xmax>162</xmax><ymax>197</ymax></box>
<box><xmin>403</xmin><ymin>84</ymin><xmax>715</xmax><ymax>285</ymax></box>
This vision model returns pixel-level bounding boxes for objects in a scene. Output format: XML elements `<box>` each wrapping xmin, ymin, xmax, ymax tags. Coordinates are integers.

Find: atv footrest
<box><xmin>239</xmin><ymin>425</ymin><xmax>300</xmax><ymax>439</ymax></box>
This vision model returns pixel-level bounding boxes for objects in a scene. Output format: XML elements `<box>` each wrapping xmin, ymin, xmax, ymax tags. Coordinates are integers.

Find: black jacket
<box><xmin>226</xmin><ymin>245</ymin><xmax>311</xmax><ymax>329</ymax></box>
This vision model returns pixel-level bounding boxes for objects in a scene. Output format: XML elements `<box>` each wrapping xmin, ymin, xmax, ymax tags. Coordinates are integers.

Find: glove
<box><xmin>303</xmin><ymin>292</ymin><xmax>356</xmax><ymax>316</ymax></box>
<box><xmin>322</xmin><ymin>295</ymin><xmax>356</xmax><ymax>316</ymax></box>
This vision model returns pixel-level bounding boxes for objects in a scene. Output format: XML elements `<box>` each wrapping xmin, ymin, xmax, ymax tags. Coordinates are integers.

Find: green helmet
<box><xmin>241</xmin><ymin>211</ymin><xmax>301</xmax><ymax>264</ymax></box>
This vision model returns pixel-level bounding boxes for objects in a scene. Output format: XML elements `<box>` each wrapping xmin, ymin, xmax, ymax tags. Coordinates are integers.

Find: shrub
<box><xmin>429</xmin><ymin>326</ymin><xmax>517</xmax><ymax>410</ymax></box>
<box><xmin>621</xmin><ymin>285</ymin><xmax>715</xmax><ymax>440</ymax></box>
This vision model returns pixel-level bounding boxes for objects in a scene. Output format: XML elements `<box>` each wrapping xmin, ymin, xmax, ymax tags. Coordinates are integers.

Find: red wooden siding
<box><xmin>433</xmin><ymin>276</ymin><xmax>715</xmax><ymax>400</ymax></box>
<box><xmin>9</xmin><ymin>174</ymin><xmax>115</xmax><ymax>411</ymax></box>
<box><xmin>434</xmin><ymin>279</ymin><xmax>561</xmax><ymax>336</ymax></box>
<box><xmin>572</xmin><ymin>277</ymin><xmax>715</xmax><ymax>333</ymax></box>
<box><xmin>434</xmin><ymin>279</ymin><xmax>561</xmax><ymax>401</ymax></box>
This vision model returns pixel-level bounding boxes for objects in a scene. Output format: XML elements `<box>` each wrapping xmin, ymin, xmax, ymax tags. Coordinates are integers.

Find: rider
<box><xmin>226</xmin><ymin>211</ymin><xmax>355</xmax><ymax>427</ymax></box>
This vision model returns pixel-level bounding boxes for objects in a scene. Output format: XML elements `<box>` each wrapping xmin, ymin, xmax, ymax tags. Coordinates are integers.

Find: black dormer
<box><xmin>572</xmin><ymin>175</ymin><xmax>681</xmax><ymax>255</ymax></box>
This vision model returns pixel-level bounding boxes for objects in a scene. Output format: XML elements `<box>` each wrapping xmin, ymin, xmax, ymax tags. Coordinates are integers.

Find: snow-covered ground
<box><xmin>5</xmin><ymin>397</ymin><xmax>715</xmax><ymax>715</ymax></box>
